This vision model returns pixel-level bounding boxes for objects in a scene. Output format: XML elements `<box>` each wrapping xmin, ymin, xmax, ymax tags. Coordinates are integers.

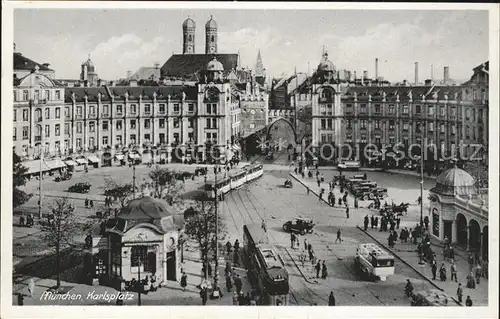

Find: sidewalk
<box><xmin>358</xmin><ymin>226</ymin><xmax>488</xmax><ymax>306</ymax></box>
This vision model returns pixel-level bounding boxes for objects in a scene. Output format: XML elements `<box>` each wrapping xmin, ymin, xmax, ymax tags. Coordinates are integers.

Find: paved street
<box><xmin>217</xmin><ymin>153</ymin><xmax>437</xmax><ymax>306</ymax></box>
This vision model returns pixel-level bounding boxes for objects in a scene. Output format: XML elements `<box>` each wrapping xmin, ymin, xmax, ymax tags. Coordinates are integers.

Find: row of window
<box><xmin>344</xmin><ymin>103</ymin><xmax>460</xmax><ymax>117</ymax></box>
<box><xmin>345</xmin><ymin>120</ymin><xmax>461</xmax><ymax>134</ymax></box>
<box><xmin>14</xmin><ymin>89</ymin><xmax>62</xmax><ymax>102</ymax></box>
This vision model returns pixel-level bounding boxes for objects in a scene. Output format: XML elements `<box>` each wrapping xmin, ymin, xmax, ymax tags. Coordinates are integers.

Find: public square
<box><xmin>13</xmin><ymin>151</ymin><xmax>489</xmax><ymax>306</ymax></box>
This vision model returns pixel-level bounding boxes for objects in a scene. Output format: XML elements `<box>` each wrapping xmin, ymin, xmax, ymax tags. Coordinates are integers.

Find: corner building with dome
<box><xmin>429</xmin><ymin>166</ymin><xmax>488</xmax><ymax>261</ymax></box>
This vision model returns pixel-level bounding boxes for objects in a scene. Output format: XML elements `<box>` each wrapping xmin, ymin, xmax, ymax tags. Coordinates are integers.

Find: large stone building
<box><xmin>13</xmin><ymin>16</ymin><xmax>269</xmax><ymax>170</ymax></box>
<box><xmin>285</xmin><ymin>51</ymin><xmax>489</xmax><ymax>167</ymax></box>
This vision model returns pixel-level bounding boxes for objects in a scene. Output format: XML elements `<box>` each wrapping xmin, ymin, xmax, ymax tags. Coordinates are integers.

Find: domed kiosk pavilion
<box><xmin>84</xmin><ymin>196</ymin><xmax>184</xmax><ymax>289</ymax></box>
<box><xmin>429</xmin><ymin>166</ymin><xmax>488</xmax><ymax>260</ymax></box>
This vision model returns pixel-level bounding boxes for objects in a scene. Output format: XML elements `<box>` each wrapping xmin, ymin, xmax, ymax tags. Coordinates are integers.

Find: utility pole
<box><xmin>38</xmin><ymin>141</ymin><xmax>44</xmax><ymax>219</ymax></box>
<box><xmin>137</xmin><ymin>259</ymin><xmax>142</xmax><ymax>306</ymax></box>
<box><xmin>132</xmin><ymin>164</ymin><xmax>136</xmax><ymax>199</ymax></box>
<box><xmin>420</xmin><ymin>138</ymin><xmax>424</xmax><ymax>234</ymax></box>
<box><xmin>212</xmin><ymin>161</ymin><xmax>220</xmax><ymax>298</ymax></box>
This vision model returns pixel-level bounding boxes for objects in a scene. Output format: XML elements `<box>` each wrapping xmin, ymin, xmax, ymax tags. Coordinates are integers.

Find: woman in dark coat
<box><xmin>328</xmin><ymin>291</ymin><xmax>336</xmax><ymax>306</ymax></box>
<box><xmin>180</xmin><ymin>272</ymin><xmax>188</xmax><ymax>291</ymax></box>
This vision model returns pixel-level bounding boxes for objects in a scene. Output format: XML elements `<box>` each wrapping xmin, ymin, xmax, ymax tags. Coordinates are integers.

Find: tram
<box><xmin>202</xmin><ymin>163</ymin><xmax>264</xmax><ymax>198</ymax></box>
<box><xmin>243</xmin><ymin>224</ymin><xmax>290</xmax><ymax>305</ymax></box>
<box><xmin>355</xmin><ymin>243</ymin><xmax>395</xmax><ymax>281</ymax></box>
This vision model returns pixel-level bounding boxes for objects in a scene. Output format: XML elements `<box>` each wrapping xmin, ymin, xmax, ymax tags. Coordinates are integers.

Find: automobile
<box><xmin>265</xmin><ymin>152</ymin><xmax>274</xmax><ymax>160</ymax></box>
<box><xmin>282</xmin><ymin>218</ymin><xmax>315</xmax><ymax>235</ymax></box>
<box><xmin>352</xmin><ymin>186</ymin><xmax>374</xmax><ymax>200</ymax></box>
<box><xmin>68</xmin><ymin>182</ymin><xmax>91</xmax><ymax>194</ymax></box>
<box><xmin>338</xmin><ymin>160</ymin><xmax>361</xmax><ymax>171</ymax></box>
<box><xmin>371</xmin><ymin>187</ymin><xmax>388</xmax><ymax>199</ymax></box>
<box><xmin>411</xmin><ymin>289</ymin><xmax>455</xmax><ymax>306</ymax></box>
<box><xmin>284</xmin><ymin>179</ymin><xmax>293</xmax><ymax>188</ymax></box>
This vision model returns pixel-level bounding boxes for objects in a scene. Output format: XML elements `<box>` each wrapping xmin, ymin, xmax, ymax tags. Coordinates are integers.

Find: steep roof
<box><xmin>342</xmin><ymin>85</ymin><xmax>463</xmax><ymax>101</ymax></box>
<box><xmin>64</xmin><ymin>85</ymin><xmax>198</xmax><ymax>102</ymax></box>
<box><xmin>431</xmin><ymin>167</ymin><xmax>478</xmax><ymax>197</ymax></box>
<box><xmin>14</xmin><ymin>52</ymin><xmax>53</xmax><ymax>71</ymax></box>
<box><xmin>131</xmin><ymin>67</ymin><xmax>161</xmax><ymax>81</ymax></box>
<box><xmin>161</xmin><ymin>53</ymin><xmax>238</xmax><ymax>78</ymax></box>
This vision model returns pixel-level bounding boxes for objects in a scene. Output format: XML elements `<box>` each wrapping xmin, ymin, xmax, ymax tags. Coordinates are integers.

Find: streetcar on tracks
<box><xmin>355</xmin><ymin>243</ymin><xmax>395</xmax><ymax>281</ymax></box>
<box><xmin>243</xmin><ymin>224</ymin><xmax>290</xmax><ymax>305</ymax></box>
<box><xmin>202</xmin><ymin>163</ymin><xmax>264</xmax><ymax>198</ymax></box>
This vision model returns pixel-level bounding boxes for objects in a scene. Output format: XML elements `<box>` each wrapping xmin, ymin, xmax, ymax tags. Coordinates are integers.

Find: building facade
<box><xmin>13</xmin><ymin>67</ymin><xmax>66</xmax><ymax>159</ymax></box>
<box><xmin>429</xmin><ymin>167</ymin><xmax>488</xmax><ymax>261</ymax></box>
<box><xmin>289</xmin><ymin>52</ymin><xmax>489</xmax><ymax>166</ymax></box>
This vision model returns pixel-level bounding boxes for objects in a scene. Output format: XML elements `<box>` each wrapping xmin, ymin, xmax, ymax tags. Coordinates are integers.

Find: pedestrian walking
<box><xmin>338</xmin><ymin>197</ymin><xmax>342</xmax><ymax>206</ymax></box>
<box><xmin>17</xmin><ymin>293</ymin><xmax>24</xmax><ymax>306</ymax></box>
<box><xmin>261</xmin><ymin>219</ymin><xmax>267</xmax><ymax>232</ymax></box>
<box><xmin>466</xmin><ymin>272</ymin><xmax>476</xmax><ymax>289</ymax></box>
<box><xmin>354</xmin><ymin>197</ymin><xmax>359</xmax><ymax>209</ymax></box>
<box><xmin>234</xmin><ymin>274</ymin><xmax>243</xmax><ymax>294</ymax></box>
<box><xmin>396</xmin><ymin>217</ymin><xmax>400</xmax><ymax>229</ymax></box>
<box><xmin>328</xmin><ymin>291</ymin><xmax>336</xmax><ymax>306</ymax></box>
<box><xmin>335</xmin><ymin>229</ymin><xmax>342</xmax><ymax>243</ymax></box>
<box><xmin>456</xmin><ymin>283</ymin><xmax>463</xmax><ymax>303</ymax></box>
<box><xmin>315</xmin><ymin>260</ymin><xmax>321</xmax><ymax>278</ymax></box>
<box><xmin>226</xmin><ymin>241</ymin><xmax>232</xmax><ymax>256</ymax></box>
<box><xmin>290</xmin><ymin>233</ymin><xmax>296</xmax><ymax>248</ymax></box>
<box><xmin>180</xmin><ymin>272</ymin><xmax>188</xmax><ymax>291</ymax></box>
<box><xmin>468</xmin><ymin>254</ymin><xmax>475</xmax><ymax>273</ymax></box>
<box><xmin>304</xmin><ymin>238</ymin><xmax>308</xmax><ymax>252</ymax></box>
<box><xmin>28</xmin><ymin>278</ymin><xmax>35</xmax><ymax>298</ymax></box>
<box><xmin>475</xmin><ymin>263</ymin><xmax>482</xmax><ymax>284</ymax></box>
<box><xmin>200</xmin><ymin>287</ymin><xmax>208</xmax><ymax>305</ymax></box>
<box><xmin>345</xmin><ymin>206</ymin><xmax>350</xmax><ymax>219</ymax></box>
<box><xmin>439</xmin><ymin>263</ymin><xmax>447</xmax><ymax>281</ymax></box>
<box><xmin>431</xmin><ymin>262</ymin><xmax>437</xmax><ymax>280</ymax></box>
<box><xmin>450</xmin><ymin>263</ymin><xmax>458</xmax><ymax>282</ymax></box>
<box><xmin>225</xmin><ymin>273</ymin><xmax>233</xmax><ymax>292</ymax></box>
<box><xmin>370</xmin><ymin>215</ymin><xmax>375</xmax><ymax>229</ymax></box>
<box><xmin>364</xmin><ymin>215</ymin><xmax>369</xmax><ymax>231</ymax></box>
<box><xmin>321</xmin><ymin>261</ymin><xmax>328</xmax><ymax>279</ymax></box>
<box><xmin>232</xmin><ymin>291</ymin><xmax>239</xmax><ymax>305</ymax></box>
<box><xmin>465</xmin><ymin>296</ymin><xmax>473</xmax><ymax>307</ymax></box>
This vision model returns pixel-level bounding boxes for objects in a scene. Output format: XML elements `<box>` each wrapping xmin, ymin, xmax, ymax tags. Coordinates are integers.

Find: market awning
<box><xmin>22</xmin><ymin>160</ymin><xmax>52</xmax><ymax>175</ymax></box>
<box><xmin>76</xmin><ymin>158</ymin><xmax>88</xmax><ymax>165</ymax></box>
<box><xmin>87</xmin><ymin>155</ymin><xmax>100</xmax><ymax>163</ymax></box>
<box><xmin>115</xmin><ymin>154</ymin><xmax>125</xmax><ymax>161</ymax></box>
<box><xmin>129</xmin><ymin>153</ymin><xmax>141</xmax><ymax>160</ymax></box>
<box><xmin>45</xmin><ymin>159</ymin><xmax>67</xmax><ymax>170</ymax></box>
<box><xmin>65</xmin><ymin>160</ymin><xmax>78</xmax><ymax>166</ymax></box>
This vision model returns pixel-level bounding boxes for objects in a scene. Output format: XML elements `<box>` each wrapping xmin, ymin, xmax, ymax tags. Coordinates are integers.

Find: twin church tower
<box><xmin>182</xmin><ymin>15</ymin><xmax>218</xmax><ymax>55</ymax></box>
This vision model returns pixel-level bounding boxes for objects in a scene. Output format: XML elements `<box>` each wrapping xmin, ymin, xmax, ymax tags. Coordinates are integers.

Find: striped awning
<box><xmin>115</xmin><ymin>154</ymin><xmax>124</xmax><ymax>161</ymax></box>
<box><xmin>76</xmin><ymin>158</ymin><xmax>88</xmax><ymax>165</ymax></box>
<box><xmin>22</xmin><ymin>160</ymin><xmax>52</xmax><ymax>175</ymax></box>
<box><xmin>65</xmin><ymin>160</ymin><xmax>78</xmax><ymax>166</ymax></box>
<box><xmin>45</xmin><ymin>159</ymin><xmax>67</xmax><ymax>169</ymax></box>
<box><xmin>231</xmin><ymin>144</ymin><xmax>241</xmax><ymax>151</ymax></box>
<box><xmin>87</xmin><ymin>155</ymin><xmax>100</xmax><ymax>163</ymax></box>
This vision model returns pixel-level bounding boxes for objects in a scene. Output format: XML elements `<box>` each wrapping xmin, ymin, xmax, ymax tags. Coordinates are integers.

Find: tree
<box><xmin>145</xmin><ymin>166</ymin><xmax>184</xmax><ymax>206</ymax></box>
<box><xmin>102</xmin><ymin>178</ymin><xmax>136</xmax><ymax>210</ymax></box>
<box><xmin>13</xmin><ymin>151</ymin><xmax>31</xmax><ymax>209</ymax></box>
<box><xmin>184</xmin><ymin>198</ymin><xmax>227</xmax><ymax>264</ymax></box>
<box><xmin>41</xmin><ymin>197</ymin><xmax>79</xmax><ymax>289</ymax></box>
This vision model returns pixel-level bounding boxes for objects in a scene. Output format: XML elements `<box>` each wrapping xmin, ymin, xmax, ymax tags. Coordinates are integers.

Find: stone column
<box><xmin>451</xmin><ymin>219</ymin><xmax>457</xmax><ymax>244</ymax></box>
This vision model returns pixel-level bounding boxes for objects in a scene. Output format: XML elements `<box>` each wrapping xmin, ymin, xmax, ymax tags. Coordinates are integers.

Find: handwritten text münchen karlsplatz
<box><xmin>40</xmin><ymin>290</ymin><xmax>134</xmax><ymax>302</ymax></box>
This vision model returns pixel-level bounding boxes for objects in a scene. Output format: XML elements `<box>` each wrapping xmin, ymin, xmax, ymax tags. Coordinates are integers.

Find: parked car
<box><xmin>282</xmin><ymin>218</ymin><xmax>315</xmax><ymax>235</ymax></box>
<box><xmin>68</xmin><ymin>182</ymin><xmax>91</xmax><ymax>194</ymax></box>
<box><xmin>338</xmin><ymin>160</ymin><xmax>361</xmax><ymax>171</ymax></box>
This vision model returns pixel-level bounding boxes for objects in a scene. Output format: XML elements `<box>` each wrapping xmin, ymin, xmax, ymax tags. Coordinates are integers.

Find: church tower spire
<box><xmin>255</xmin><ymin>49</ymin><xmax>266</xmax><ymax>86</ymax></box>
<box><xmin>205</xmin><ymin>15</ymin><xmax>218</xmax><ymax>54</ymax></box>
<box><xmin>182</xmin><ymin>16</ymin><xmax>196</xmax><ymax>54</ymax></box>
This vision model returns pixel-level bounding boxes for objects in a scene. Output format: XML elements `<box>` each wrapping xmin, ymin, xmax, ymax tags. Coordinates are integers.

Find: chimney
<box><xmin>126</xmin><ymin>70</ymin><xmax>132</xmax><ymax>79</ymax></box>
<box><xmin>363</xmin><ymin>70</ymin><xmax>368</xmax><ymax>79</ymax></box>
<box><xmin>414</xmin><ymin>62</ymin><xmax>419</xmax><ymax>85</ymax></box>
<box><xmin>444</xmin><ymin>66</ymin><xmax>450</xmax><ymax>83</ymax></box>
<box><xmin>353</xmin><ymin>71</ymin><xmax>357</xmax><ymax>80</ymax></box>
<box><xmin>375</xmin><ymin>58</ymin><xmax>379</xmax><ymax>80</ymax></box>
<box><xmin>154</xmin><ymin>62</ymin><xmax>160</xmax><ymax>69</ymax></box>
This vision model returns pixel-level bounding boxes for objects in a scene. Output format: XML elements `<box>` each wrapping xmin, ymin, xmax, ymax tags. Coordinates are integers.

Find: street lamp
<box><xmin>420</xmin><ymin>138</ymin><xmax>424</xmax><ymax>236</ymax></box>
<box><xmin>211</xmin><ymin>158</ymin><xmax>220</xmax><ymax>299</ymax></box>
<box><xmin>137</xmin><ymin>259</ymin><xmax>142</xmax><ymax>306</ymax></box>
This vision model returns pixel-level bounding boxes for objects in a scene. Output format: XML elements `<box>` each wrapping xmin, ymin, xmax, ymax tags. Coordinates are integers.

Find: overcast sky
<box><xmin>14</xmin><ymin>9</ymin><xmax>488</xmax><ymax>82</ymax></box>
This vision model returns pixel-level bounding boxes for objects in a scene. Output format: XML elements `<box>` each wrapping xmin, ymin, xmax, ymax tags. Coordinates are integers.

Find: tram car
<box><xmin>202</xmin><ymin>163</ymin><xmax>264</xmax><ymax>198</ymax></box>
<box><xmin>355</xmin><ymin>243</ymin><xmax>395</xmax><ymax>281</ymax></box>
<box><xmin>243</xmin><ymin>224</ymin><xmax>290</xmax><ymax>305</ymax></box>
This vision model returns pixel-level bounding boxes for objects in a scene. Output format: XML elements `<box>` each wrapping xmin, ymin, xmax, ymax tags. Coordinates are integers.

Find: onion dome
<box><xmin>317</xmin><ymin>52</ymin><xmax>335</xmax><ymax>72</ymax></box>
<box><xmin>432</xmin><ymin>167</ymin><xmax>478</xmax><ymax>196</ymax></box>
<box><xmin>82</xmin><ymin>56</ymin><xmax>95</xmax><ymax>72</ymax></box>
<box><xmin>182</xmin><ymin>16</ymin><xmax>196</xmax><ymax>29</ymax></box>
<box><xmin>205</xmin><ymin>15</ymin><xmax>218</xmax><ymax>29</ymax></box>
<box><xmin>207</xmin><ymin>57</ymin><xmax>224</xmax><ymax>71</ymax></box>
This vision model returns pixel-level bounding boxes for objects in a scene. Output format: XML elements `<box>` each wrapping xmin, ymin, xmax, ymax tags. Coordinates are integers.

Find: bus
<box><xmin>355</xmin><ymin>243</ymin><xmax>395</xmax><ymax>281</ymax></box>
<box><xmin>243</xmin><ymin>224</ymin><xmax>289</xmax><ymax>305</ymax></box>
